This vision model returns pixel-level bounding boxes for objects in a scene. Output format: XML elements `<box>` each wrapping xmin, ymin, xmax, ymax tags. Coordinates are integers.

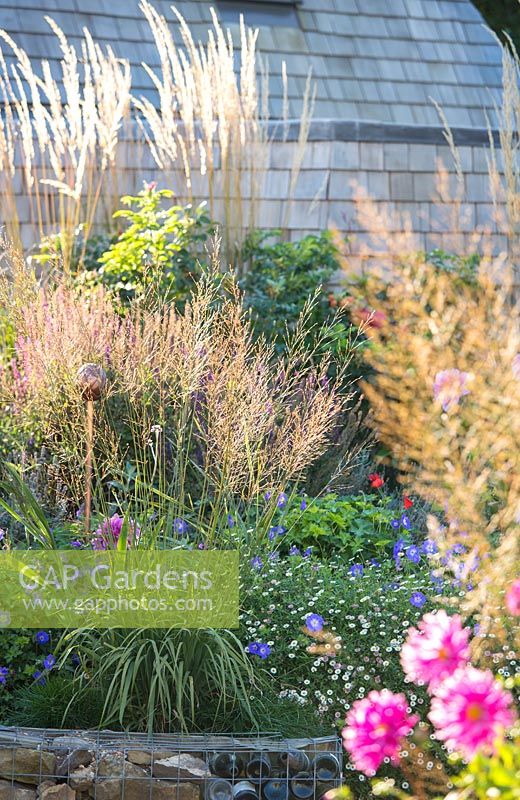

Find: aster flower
<box><xmin>342</xmin><ymin>689</ymin><xmax>418</xmax><ymax>775</ymax></box>
<box><xmin>35</xmin><ymin>630</ymin><xmax>50</xmax><ymax>645</ymax></box>
<box><xmin>505</xmin><ymin>578</ymin><xmax>520</xmax><ymax>616</ymax></box>
<box><xmin>305</xmin><ymin>613</ymin><xmax>324</xmax><ymax>633</ymax></box>
<box><xmin>400</xmin><ymin>610</ymin><xmax>471</xmax><ymax>689</ymax></box>
<box><xmin>410</xmin><ymin>591</ymin><xmax>427</xmax><ymax>608</ymax></box>
<box><xmin>433</xmin><ymin>368</ymin><xmax>472</xmax><ymax>412</ymax></box>
<box><xmin>429</xmin><ymin>666</ymin><xmax>516</xmax><ymax>760</ymax></box>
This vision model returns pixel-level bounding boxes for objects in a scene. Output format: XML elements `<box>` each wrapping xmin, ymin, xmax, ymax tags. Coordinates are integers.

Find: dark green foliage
<box><xmin>241</xmin><ymin>230</ymin><xmax>341</xmax><ymax>348</ymax></box>
<box><xmin>472</xmin><ymin>0</ymin><xmax>520</xmax><ymax>51</ymax></box>
<box><xmin>281</xmin><ymin>492</ymin><xmax>408</xmax><ymax>560</ymax></box>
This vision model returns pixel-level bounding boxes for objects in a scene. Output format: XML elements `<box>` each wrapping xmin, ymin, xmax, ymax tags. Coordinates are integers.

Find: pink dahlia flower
<box><xmin>92</xmin><ymin>513</ymin><xmax>140</xmax><ymax>550</ymax></box>
<box><xmin>505</xmin><ymin>578</ymin><xmax>520</xmax><ymax>616</ymax></box>
<box><xmin>400</xmin><ymin>610</ymin><xmax>471</xmax><ymax>690</ymax></box>
<box><xmin>433</xmin><ymin>369</ymin><xmax>472</xmax><ymax>412</ymax></box>
<box><xmin>429</xmin><ymin>666</ymin><xmax>516</xmax><ymax>760</ymax></box>
<box><xmin>342</xmin><ymin>689</ymin><xmax>418</xmax><ymax>775</ymax></box>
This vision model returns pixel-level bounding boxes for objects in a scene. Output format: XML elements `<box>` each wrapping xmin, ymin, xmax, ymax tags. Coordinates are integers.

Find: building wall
<box><xmin>12</xmin><ymin>120</ymin><xmax>503</xmax><ymax>270</ymax></box>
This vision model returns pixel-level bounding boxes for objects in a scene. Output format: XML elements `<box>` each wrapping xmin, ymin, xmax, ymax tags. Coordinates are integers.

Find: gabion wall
<box><xmin>0</xmin><ymin>727</ymin><xmax>342</xmax><ymax>800</ymax></box>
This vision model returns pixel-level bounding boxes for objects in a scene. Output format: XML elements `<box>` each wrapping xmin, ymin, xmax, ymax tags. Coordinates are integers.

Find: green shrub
<box><xmin>265</xmin><ymin>492</ymin><xmax>424</xmax><ymax>561</ymax></box>
<box><xmin>76</xmin><ymin>184</ymin><xmax>212</xmax><ymax>305</ymax></box>
<box><xmin>241</xmin><ymin>229</ymin><xmax>343</xmax><ymax>348</ymax></box>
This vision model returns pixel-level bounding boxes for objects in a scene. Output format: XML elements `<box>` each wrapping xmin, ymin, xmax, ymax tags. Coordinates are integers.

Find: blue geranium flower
<box><xmin>393</xmin><ymin>538</ymin><xmax>407</xmax><ymax>567</ymax></box>
<box><xmin>174</xmin><ymin>518</ymin><xmax>188</xmax><ymax>535</ymax></box>
<box><xmin>70</xmin><ymin>540</ymin><xmax>83</xmax><ymax>549</ymax></box>
<box><xmin>257</xmin><ymin>643</ymin><xmax>271</xmax><ymax>659</ymax></box>
<box><xmin>410</xmin><ymin>591</ymin><xmax>427</xmax><ymax>608</ymax></box>
<box><xmin>451</xmin><ymin>543</ymin><xmax>467</xmax><ymax>555</ymax></box>
<box><xmin>390</xmin><ymin>519</ymin><xmax>400</xmax><ymax>529</ymax></box>
<box><xmin>277</xmin><ymin>492</ymin><xmax>288</xmax><ymax>508</ymax></box>
<box><xmin>43</xmin><ymin>654</ymin><xmax>56</xmax><ymax>670</ymax></box>
<box><xmin>300</xmin><ymin>498</ymin><xmax>307</xmax><ymax>511</ymax></box>
<box><xmin>289</xmin><ymin>545</ymin><xmax>300</xmax><ymax>556</ymax></box>
<box><xmin>251</xmin><ymin>556</ymin><xmax>263</xmax><ymax>571</ymax></box>
<box><xmin>227</xmin><ymin>515</ymin><xmax>235</xmax><ymax>528</ymax></box>
<box><xmin>305</xmin><ymin>613</ymin><xmax>324</xmax><ymax>632</ymax></box>
<box><xmin>349</xmin><ymin>563</ymin><xmax>364</xmax><ymax>577</ymax></box>
<box><xmin>264</xmin><ymin>491</ymin><xmax>272</xmax><ymax>501</ymax></box>
<box><xmin>302</xmin><ymin>547</ymin><xmax>312</xmax><ymax>558</ymax></box>
<box><xmin>421</xmin><ymin>539</ymin><xmax>438</xmax><ymax>556</ymax></box>
<box><xmin>33</xmin><ymin>670</ymin><xmax>46</xmax><ymax>686</ymax></box>
<box><xmin>35</xmin><ymin>631</ymin><xmax>50</xmax><ymax>645</ymax></box>
<box><xmin>247</xmin><ymin>642</ymin><xmax>260</xmax><ymax>655</ymax></box>
<box><xmin>405</xmin><ymin>545</ymin><xmax>421</xmax><ymax>564</ymax></box>
<box><xmin>400</xmin><ymin>514</ymin><xmax>412</xmax><ymax>530</ymax></box>
<box><xmin>370</xmin><ymin>558</ymin><xmax>381</xmax><ymax>567</ymax></box>
<box><xmin>0</xmin><ymin>667</ymin><xmax>8</xmax><ymax>685</ymax></box>
<box><xmin>268</xmin><ymin>551</ymin><xmax>279</xmax><ymax>562</ymax></box>
<box><xmin>268</xmin><ymin>527</ymin><xmax>277</xmax><ymax>541</ymax></box>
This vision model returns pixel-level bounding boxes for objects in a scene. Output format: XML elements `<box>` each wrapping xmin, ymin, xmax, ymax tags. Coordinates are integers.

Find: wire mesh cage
<box><xmin>0</xmin><ymin>727</ymin><xmax>342</xmax><ymax>799</ymax></box>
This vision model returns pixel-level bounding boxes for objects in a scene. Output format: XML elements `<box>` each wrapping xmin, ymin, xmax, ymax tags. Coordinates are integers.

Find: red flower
<box><xmin>403</xmin><ymin>496</ymin><xmax>413</xmax><ymax>509</ymax></box>
<box><xmin>369</xmin><ymin>472</ymin><xmax>384</xmax><ymax>489</ymax></box>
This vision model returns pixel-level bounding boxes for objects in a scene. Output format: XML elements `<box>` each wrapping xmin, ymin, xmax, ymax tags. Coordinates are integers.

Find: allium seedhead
<box><xmin>77</xmin><ymin>363</ymin><xmax>107</xmax><ymax>401</ymax></box>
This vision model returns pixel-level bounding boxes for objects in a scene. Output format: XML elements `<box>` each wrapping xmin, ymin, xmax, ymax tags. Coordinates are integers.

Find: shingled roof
<box><xmin>0</xmin><ymin>0</ymin><xmax>503</xmax><ymax>127</ymax></box>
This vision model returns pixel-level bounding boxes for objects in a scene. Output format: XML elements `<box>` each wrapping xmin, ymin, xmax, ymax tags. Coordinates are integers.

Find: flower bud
<box><xmin>77</xmin><ymin>363</ymin><xmax>107</xmax><ymax>401</ymax></box>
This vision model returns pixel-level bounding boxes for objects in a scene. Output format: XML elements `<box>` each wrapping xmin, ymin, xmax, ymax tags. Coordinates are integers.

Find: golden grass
<box><xmin>0</xmin><ymin>6</ymin><xmax>314</xmax><ymax>268</ymax></box>
<box><xmin>0</xmin><ymin>19</ymin><xmax>131</xmax><ymax>268</ymax></box>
